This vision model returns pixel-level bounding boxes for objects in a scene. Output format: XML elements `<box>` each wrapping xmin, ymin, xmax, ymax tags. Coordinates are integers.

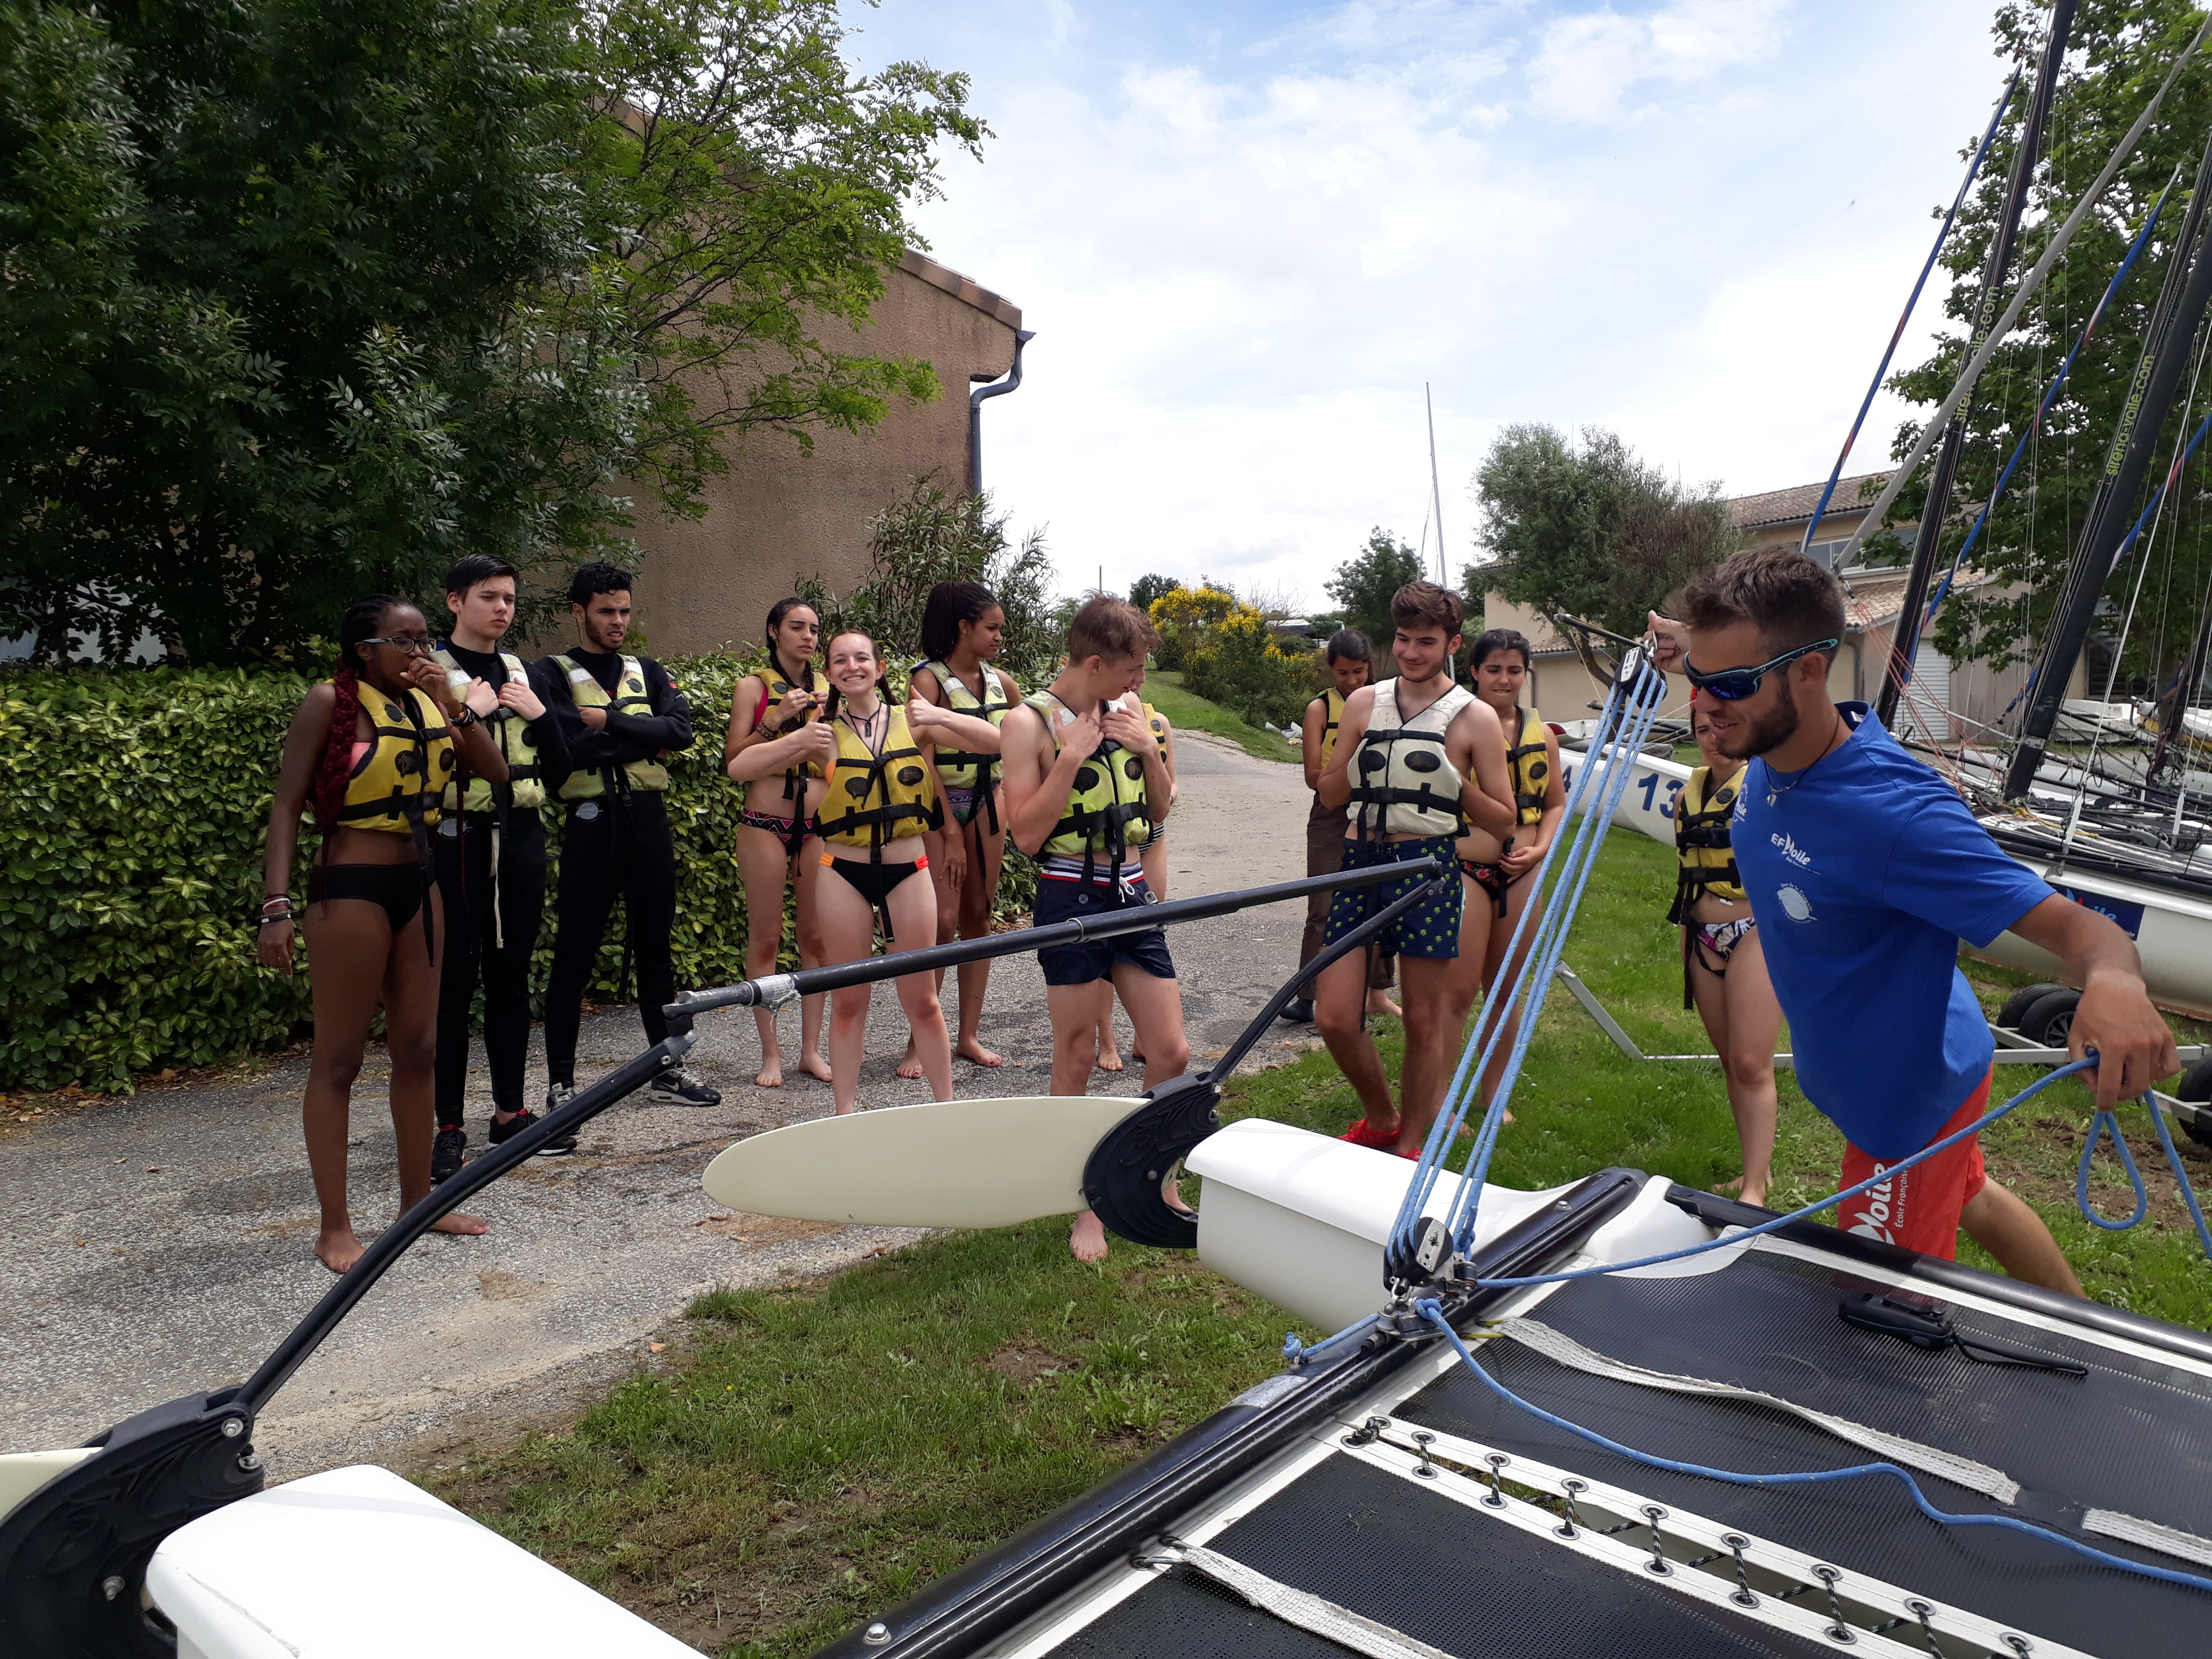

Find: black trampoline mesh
<box><xmin>1047</xmin><ymin>1454</ymin><xmax>1833</xmax><ymax>1659</ymax></box>
<box><xmin>1400</xmin><ymin>1247</ymin><xmax>2212</xmax><ymax>1655</ymax></box>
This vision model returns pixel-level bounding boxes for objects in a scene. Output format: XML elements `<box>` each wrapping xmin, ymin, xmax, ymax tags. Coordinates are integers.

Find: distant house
<box><xmin>1481</xmin><ymin>470</ymin><xmax>2042</xmax><ymax>741</ymax></box>
<box><xmin>625</xmin><ymin>251</ymin><xmax>1028</xmax><ymax>658</ymax></box>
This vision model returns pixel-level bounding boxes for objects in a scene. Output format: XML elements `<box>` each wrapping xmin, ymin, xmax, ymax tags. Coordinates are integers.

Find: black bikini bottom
<box><xmin>309</xmin><ymin>861</ymin><xmax>435</xmax><ymax>959</ymax></box>
<box><xmin>820</xmin><ymin>853</ymin><xmax>926</xmax><ymax>911</ymax></box>
<box><xmin>1459</xmin><ymin>857</ymin><xmax>1511</xmax><ymax>918</ymax></box>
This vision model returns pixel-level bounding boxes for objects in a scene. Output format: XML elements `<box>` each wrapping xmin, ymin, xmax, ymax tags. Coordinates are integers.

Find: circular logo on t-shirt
<box><xmin>1776</xmin><ymin>883</ymin><xmax>1815</xmax><ymax>923</ymax></box>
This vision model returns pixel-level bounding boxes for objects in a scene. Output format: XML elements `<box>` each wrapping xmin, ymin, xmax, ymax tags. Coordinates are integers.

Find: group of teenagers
<box><xmin>253</xmin><ymin>537</ymin><xmax>2183</xmax><ymax>1290</ymax></box>
<box><xmin>255</xmin><ymin>560</ymin><xmax>1195</xmax><ymax>1269</ymax></box>
<box><xmin>1302</xmin><ymin>549</ymin><xmax>2183</xmax><ymax>1295</ymax></box>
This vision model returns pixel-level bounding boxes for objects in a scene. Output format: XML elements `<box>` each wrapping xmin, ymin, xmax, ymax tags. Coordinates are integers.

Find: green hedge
<box><xmin>0</xmin><ymin>654</ymin><xmax>1032</xmax><ymax>1094</ymax></box>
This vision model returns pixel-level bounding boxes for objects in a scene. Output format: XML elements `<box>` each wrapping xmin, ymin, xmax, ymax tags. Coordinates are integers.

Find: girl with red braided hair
<box><xmin>258</xmin><ymin>596</ymin><xmax>512</xmax><ymax>1273</ymax></box>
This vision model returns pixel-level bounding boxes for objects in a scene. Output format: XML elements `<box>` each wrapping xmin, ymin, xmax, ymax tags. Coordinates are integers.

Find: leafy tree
<box><xmin>0</xmin><ymin>0</ymin><xmax>984</xmax><ymax>666</ymax></box>
<box><xmin>1129</xmin><ymin>572</ymin><xmax>1178</xmax><ymax>613</ymax></box>
<box><xmin>1324</xmin><ymin>529</ymin><xmax>1425</xmax><ymax>651</ymax></box>
<box><xmin>1472</xmin><ymin>423</ymin><xmax>1735</xmax><ymax>645</ymax></box>
<box><xmin>1146</xmin><ymin>583</ymin><xmax>1237</xmax><ymax>670</ymax></box>
<box><xmin>1888</xmin><ymin>0</ymin><xmax>2212</xmax><ymax>691</ymax></box>
<box><xmin>797</xmin><ymin>479</ymin><xmax>1056</xmax><ymax>690</ymax></box>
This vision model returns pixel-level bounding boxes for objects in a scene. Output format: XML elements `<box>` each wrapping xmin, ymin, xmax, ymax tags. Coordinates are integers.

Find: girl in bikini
<box><xmin>903</xmin><ymin>582</ymin><xmax>1021</xmax><ymax>1074</ymax></box>
<box><xmin>724</xmin><ymin>598</ymin><xmax>833</xmax><ymax>1088</ymax></box>
<box><xmin>1671</xmin><ymin>707</ymin><xmax>1778</xmax><ymax>1205</ymax></box>
<box><xmin>258</xmin><ymin>596</ymin><xmax>512</xmax><ymax>1273</ymax></box>
<box><xmin>733</xmin><ymin>631</ymin><xmax>1002</xmax><ymax>1114</ymax></box>
<box><xmin>1454</xmin><ymin>630</ymin><xmax>1568</xmax><ymax>1124</ymax></box>
<box><xmin>1097</xmin><ymin>679</ymin><xmax>1176</xmax><ymax>1073</ymax></box>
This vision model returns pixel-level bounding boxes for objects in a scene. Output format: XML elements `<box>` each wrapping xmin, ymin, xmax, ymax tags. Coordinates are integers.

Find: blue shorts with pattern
<box><xmin>1321</xmin><ymin>836</ymin><xmax>1462</xmax><ymax>961</ymax></box>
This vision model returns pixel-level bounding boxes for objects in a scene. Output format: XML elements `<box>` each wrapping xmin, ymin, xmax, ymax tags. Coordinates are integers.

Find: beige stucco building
<box><xmin>626</xmin><ymin>251</ymin><xmax>1026</xmax><ymax>657</ymax></box>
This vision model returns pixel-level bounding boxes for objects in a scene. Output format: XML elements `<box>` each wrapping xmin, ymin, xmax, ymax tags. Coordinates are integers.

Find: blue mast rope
<box><xmin>1413</xmin><ymin>1299</ymin><xmax>2212</xmax><ymax>1596</ymax></box>
<box><xmin>1802</xmin><ymin>68</ymin><xmax>2022</xmax><ymax>552</ymax></box>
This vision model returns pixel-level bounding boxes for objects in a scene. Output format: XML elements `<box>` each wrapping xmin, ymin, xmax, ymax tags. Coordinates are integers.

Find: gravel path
<box><xmin>0</xmin><ymin>732</ymin><xmax>1319</xmax><ymax>1477</ymax></box>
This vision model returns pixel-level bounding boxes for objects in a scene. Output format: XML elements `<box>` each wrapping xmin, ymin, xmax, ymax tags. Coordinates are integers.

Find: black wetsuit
<box><xmin>531</xmin><ymin>649</ymin><xmax>693</xmax><ymax>1087</ymax></box>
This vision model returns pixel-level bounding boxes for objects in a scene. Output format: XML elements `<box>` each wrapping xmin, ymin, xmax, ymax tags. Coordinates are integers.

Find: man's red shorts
<box><xmin>1835</xmin><ymin>1067</ymin><xmax>1993</xmax><ymax>1260</ymax></box>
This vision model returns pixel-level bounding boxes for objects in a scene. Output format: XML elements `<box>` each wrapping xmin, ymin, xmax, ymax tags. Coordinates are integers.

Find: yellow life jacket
<box><xmin>754</xmin><ymin>664</ymin><xmax>826</xmax><ymax>800</ymax></box>
<box><xmin>1668</xmin><ymin>764</ymin><xmax>1746</xmax><ymax>923</ymax></box>
<box><xmin>337</xmin><ymin>685</ymin><xmax>454</xmax><ymax>838</ymax></box>
<box><xmin>1347</xmin><ymin>679</ymin><xmax>1473</xmax><ymax>840</ymax></box>
<box><xmin>1027</xmin><ymin>690</ymin><xmax>1157</xmax><ymax>879</ymax></box>
<box><xmin>1316</xmin><ymin>687</ymin><xmax>1347</xmax><ymax>774</ymax></box>
<box><xmin>815</xmin><ymin>703</ymin><xmax>940</xmax><ymax>856</ymax></box>
<box><xmin>1505</xmin><ymin>707</ymin><xmax>1551</xmax><ymax>826</ymax></box>
<box><xmin>431</xmin><ymin>647</ymin><xmax>546</xmax><ymax>813</ymax></box>
<box><xmin>555</xmin><ymin>653</ymin><xmax>669</xmax><ymax>799</ymax></box>
<box><xmin>1144</xmin><ymin>701</ymin><xmax>1169</xmax><ymax>761</ymax></box>
<box><xmin>914</xmin><ymin>658</ymin><xmax>1011</xmax><ymax>823</ymax></box>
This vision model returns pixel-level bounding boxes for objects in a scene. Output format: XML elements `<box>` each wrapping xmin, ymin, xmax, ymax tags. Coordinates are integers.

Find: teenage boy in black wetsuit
<box><xmin>532</xmin><ymin>563</ymin><xmax>720</xmax><ymax>1113</ymax></box>
<box><xmin>429</xmin><ymin>555</ymin><xmax>574</xmax><ymax>1180</ymax></box>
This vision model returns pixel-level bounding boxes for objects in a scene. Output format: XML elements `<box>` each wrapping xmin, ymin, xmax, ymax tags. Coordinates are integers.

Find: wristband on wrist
<box><xmin>451</xmin><ymin>707</ymin><xmax>479</xmax><ymax>730</ymax></box>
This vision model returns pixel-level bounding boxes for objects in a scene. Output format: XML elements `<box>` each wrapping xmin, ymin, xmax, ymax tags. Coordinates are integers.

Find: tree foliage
<box><xmin>1128</xmin><ymin>572</ymin><xmax>1178</xmax><ymax>614</ymax></box>
<box><xmin>1471</xmin><ymin>423</ymin><xmax>1736</xmax><ymax>642</ymax></box>
<box><xmin>0</xmin><ymin>0</ymin><xmax>984</xmax><ymax>667</ymax></box>
<box><xmin>796</xmin><ymin>478</ymin><xmax>1058</xmax><ymax>691</ymax></box>
<box><xmin>1887</xmin><ymin>0</ymin><xmax>2212</xmax><ymax>690</ymax></box>
<box><xmin>1324</xmin><ymin>529</ymin><xmax>1425</xmax><ymax>651</ymax></box>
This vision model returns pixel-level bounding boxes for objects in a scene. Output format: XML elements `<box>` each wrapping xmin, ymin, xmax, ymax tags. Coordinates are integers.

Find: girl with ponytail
<box><xmin>722</xmin><ymin>597</ymin><xmax>833</xmax><ymax>1088</ymax></box>
<box><xmin>258</xmin><ymin>594</ymin><xmax>512</xmax><ymax>1273</ymax></box>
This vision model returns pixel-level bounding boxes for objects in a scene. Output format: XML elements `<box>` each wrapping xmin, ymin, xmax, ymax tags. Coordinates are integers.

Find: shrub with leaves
<box><xmin>1180</xmin><ymin>607</ymin><xmax>1319</xmax><ymax>728</ymax></box>
<box><xmin>1145</xmin><ymin>584</ymin><xmax>1237</xmax><ymax>672</ymax></box>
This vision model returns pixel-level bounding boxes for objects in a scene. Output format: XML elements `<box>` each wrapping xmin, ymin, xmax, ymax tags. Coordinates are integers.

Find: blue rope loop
<box><xmin>2076</xmin><ymin>1109</ymin><xmax>2150</xmax><ymax>1230</ymax></box>
<box><xmin>2146</xmin><ymin>1099</ymin><xmax>2212</xmax><ymax>1262</ymax></box>
<box><xmin>1410</xmin><ymin>1298</ymin><xmax>2212</xmax><ymax>1596</ymax></box>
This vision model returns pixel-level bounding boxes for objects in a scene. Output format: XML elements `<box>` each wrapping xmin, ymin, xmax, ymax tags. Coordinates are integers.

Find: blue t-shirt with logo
<box><xmin>1732</xmin><ymin>704</ymin><xmax>2053</xmax><ymax>1160</ymax></box>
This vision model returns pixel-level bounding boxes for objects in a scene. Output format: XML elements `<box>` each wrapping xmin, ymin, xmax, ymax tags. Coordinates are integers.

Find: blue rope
<box><xmin>2078</xmin><ymin>1109</ymin><xmax>2150</xmax><ymax>1230</ymax></box>
<box><xmin>1412</xmin><ymin>1299</ymin><xmax>2212</xmax><ymax>1596</ymax></box>
<box><xmin>2147</xmin><ymin>1098</ymin><xmax>2212</xmax><ymax>1262</ymax></box>
<box><xmin>1801</xmin><ymin>68</ymin><xmax>2021</xmax><ymax>553</ymax></box>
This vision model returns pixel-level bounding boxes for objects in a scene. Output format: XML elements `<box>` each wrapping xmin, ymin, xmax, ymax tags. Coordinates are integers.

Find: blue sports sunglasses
<box><xmin>1682</xmin><ymin>638</ymin><xmax>1839</xmax><ymax>701</ymax></box>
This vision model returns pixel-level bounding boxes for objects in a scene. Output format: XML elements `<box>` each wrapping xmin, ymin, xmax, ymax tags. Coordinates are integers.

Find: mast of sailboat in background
<box><xmin>1878</xmin><ymin>1</ymin><xmax>2076</xmax><ymax>731</ymax></box>
<box><xmin>1426</xmin><ymin>384</ymin><xmax>1447</xmax><ymax>588</ymax></box>
<box><xmin>2005</xmin><ymin>118</ymin><xmax>2212</xmax><ymax>801</ymax></box>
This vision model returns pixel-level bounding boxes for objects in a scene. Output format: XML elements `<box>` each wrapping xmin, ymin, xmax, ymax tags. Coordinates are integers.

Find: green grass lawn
<box><xmin>440</xmin><ymin>830</ymin><xmax>2212</xmax><ymax>1656</ymax></box>
<box><xmin>1142</xmin><ymin>669</ymin><xmax>1299</xmax><ymax>763</ymax></box>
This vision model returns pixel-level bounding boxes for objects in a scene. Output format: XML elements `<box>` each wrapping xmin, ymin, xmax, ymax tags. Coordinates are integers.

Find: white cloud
<box><xmin>1530</xmin><ymin>0</ymin><xmax>1788</xmax><ymax>122</ymax></box>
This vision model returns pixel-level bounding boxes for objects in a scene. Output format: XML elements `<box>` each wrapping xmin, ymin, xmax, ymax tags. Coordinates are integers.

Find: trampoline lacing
<box><xmin>1414</xmin><ymin>1297</ymin><xmax>2212</xmax><ymax>1597</ymax></box>
<box><xmin>1134</xmin><ymin>1541</ymin><xmax>1459</xmax><ymax>1659</ymax></box>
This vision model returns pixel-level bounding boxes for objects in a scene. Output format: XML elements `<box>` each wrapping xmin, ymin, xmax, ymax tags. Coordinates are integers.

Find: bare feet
<box><xmin>316</xmin><ymin>1225</ymin><xmax>365</xmax><ymax>1275</ymax></box>
<box><xmin>802</xmin><ymin>1050</ymin><xmax>834</xmax><ymax>1083</ymax></box>
<box><xmin>1070</xmin><ymin>1210</ymin><xmax>1110</xmax><ymax>1262</ymax></box>
<box><xmin>431</xmin><ymin>1210</ymin><xmax>489</xmax><ymax>1237</ymax></box>
<box><xmin>1096</xmin><ymin>1041</ymin><xmax>1125</xmax><ymax>1073</ymax></box>
<box><xmin>1366</xmin><ymin>992</ymin><xmax>1403</xmax><ymax>1019</ymax></box>
<box><xmin>1715</xmin><ymin>1176</ymin><xmax>1767</xmax><ymax>1207</ymax></box>
<box><xmin>895</xmin><ymin>1041</ymin><xmax>925</xmax><ymax>1081</ymax></box>
<box><xmin>955</xmin><ymin>1038</ymin><xmax>1005</xmax><ymax>1067</ymax></box>
<box><xmin>836</xmin><ymin>1102</ymin><xmax>858</xmax><ymax>1116</ymax></box>
<box><xmin>755</xmin><ymin>1057</ymin><xmax>785</xmax><ymax>1089</ymax></box>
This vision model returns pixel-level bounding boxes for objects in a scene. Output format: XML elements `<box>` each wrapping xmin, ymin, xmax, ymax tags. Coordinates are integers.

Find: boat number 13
<box><xmin>1637</xmin><ymin>773</ymin><xmax>1685</xmax><ymax>819</ymax></box>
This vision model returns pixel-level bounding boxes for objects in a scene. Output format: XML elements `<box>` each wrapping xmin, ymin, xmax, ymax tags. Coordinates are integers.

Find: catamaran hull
<box><xmin>1559</xmin><ymin>749</ymin><xmax>2212</xmax><ymax>1018</ymax></box>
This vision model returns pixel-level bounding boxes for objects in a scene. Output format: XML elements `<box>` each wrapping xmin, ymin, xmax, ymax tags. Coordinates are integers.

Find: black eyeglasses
<box><xmin>1682</xmin><ymin>638</ymin><xmax>1839</xmax><ymax>701</ymax></box>
<box><xmin>364</xmin><ymin>636</ymin><xmax>437</xmax><ymax>655</ymax></box>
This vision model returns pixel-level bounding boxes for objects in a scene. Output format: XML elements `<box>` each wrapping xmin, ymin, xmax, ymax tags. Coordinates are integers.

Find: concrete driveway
<box><xmin>0</xmin><ymin>733</ymin><xmax>1321</xmax><ymax>1477</ymax></box>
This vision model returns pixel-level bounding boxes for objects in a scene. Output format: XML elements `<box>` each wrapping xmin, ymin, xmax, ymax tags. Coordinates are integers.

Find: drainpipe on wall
<box><xmin>968</xmin><ymin>329</ymin><xmax>1036</xmax><ymax>497</ymax></box>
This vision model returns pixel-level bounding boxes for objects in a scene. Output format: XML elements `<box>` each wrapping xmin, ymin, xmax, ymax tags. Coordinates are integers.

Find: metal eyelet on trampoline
<box><xmin>1810</xmin><ymin>1565</ymin><xmax>1854</xmax><ymax>1644</ymax></box>
<box><xmin>1722</xmin><ymin>1534</ymin><xmax>1757</xmax><ymax>1608</ymax></box>
<box><xmin>1481</xmin><ymin>1453</ymin><xmax>1509</xmax><ymax>1508</ymax></box>
<box><xmin>1555</xmin><ymin>1477</ymin><xmax>1587</xmax><ymax>1538</ymax></box>
<box><xmin>1411</xmin><ymin>1431</ymin><xmax>1438</xmax><ymax>1478</ymax></box>
<box><xmin>1640</xmin><ymin>1504</ymin><xmax>1670</xmax><ymax>1575</ymax></box>
<box><xmin>1998</xmin><ymin>1636</ymin><xmax>2032</xmax><ymax>1657</ymax></box>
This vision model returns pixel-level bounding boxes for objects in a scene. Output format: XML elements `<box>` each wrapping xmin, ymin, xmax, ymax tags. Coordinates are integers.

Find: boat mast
<box><xmin>1426</xmin><ymin>383</ymin><xmax>1447</xmax><ymax>588</ymax></box>
<box><xmin>1878</xmin><ymin>1</ymin><xmax>2075</xmax><ymax>730</ymax></box>
<box><xmin>2004</xmin><ymin>119</ymin><xmax>2212</xmax><ymax>801</ymax></box>
<box><xmin>2147</xmin><ymin>607</ymin><xmax>2212</xmax><ymax>783</ymax></box>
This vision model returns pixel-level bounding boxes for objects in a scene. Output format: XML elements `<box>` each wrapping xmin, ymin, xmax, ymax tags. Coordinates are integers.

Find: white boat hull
<box><xmin>1559</xmin><ymin>749</ymin><xmax>2212</xmax><ymax>1019</ymax></box>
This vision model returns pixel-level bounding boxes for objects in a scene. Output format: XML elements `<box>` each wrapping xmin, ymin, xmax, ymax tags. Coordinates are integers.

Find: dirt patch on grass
<box><xmin>698</xmin><ymin>1212</ymin><xmax>843</xmax><ymax>1245</ymax></box>
<box><xmin>984</xmin><ymin>1342</ymin><xmax>1076</xmax><ymax>1385</ymax></box>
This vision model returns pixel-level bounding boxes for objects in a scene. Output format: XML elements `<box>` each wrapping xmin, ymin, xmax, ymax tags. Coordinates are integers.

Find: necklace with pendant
<box><xmin>1764</xmin><ymin>714</ymin><xmax>1847</xmax><ymax>807</ymax></box>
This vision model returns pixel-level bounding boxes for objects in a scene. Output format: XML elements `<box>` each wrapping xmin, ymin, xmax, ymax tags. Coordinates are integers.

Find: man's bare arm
<box><xmin>2008</xmin><ymin>895</ymin><xmax>2178</xmax><ymax>1107</ymax></box>
<box><xmin>1004</xmin><ymin>704</ymin><xmax>1096</xmax><ymax>857</ymax></box>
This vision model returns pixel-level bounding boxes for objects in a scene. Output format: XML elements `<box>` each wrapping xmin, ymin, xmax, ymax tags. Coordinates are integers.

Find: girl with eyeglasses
<box><xmin>258</xmin><ymin>596</ymin><xmax>511</xmax><ymax>1273</ymax></box>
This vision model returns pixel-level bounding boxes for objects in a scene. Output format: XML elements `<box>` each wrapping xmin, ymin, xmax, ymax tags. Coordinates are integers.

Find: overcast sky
<box><xmin>845</xmin><ymin>0</ymin><xmax>2004</xmax><ymax>610</ymax></box>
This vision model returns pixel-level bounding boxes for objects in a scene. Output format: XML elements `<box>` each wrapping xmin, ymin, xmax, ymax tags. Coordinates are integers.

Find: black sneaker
<box><xmin>1278</xmin><ymin>999</ymin><xmax>1316</xmax><ymax>1025</ymax></box>
<box><xmin>431</xmin><ymin>1125</ymin><xmax>468</xmax><ymax>1183</ymax></box>
<box><xmin>490</xmin><ymin>1098</ymin><xmax>577</xmax><ymax>1156</ymax></box>
<box><xmin>646</xmin><ymin>1065</ymin><xmax>721</xmax><ymax>1108</ymax></box>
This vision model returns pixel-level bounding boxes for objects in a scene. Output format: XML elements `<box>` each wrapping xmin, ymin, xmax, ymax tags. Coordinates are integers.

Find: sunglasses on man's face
<box><xmin>364</xmin><ymin>636</ymin><xmax>437</xmax><ymax>656</ymax></box>
<box><xmin>1682</xmin><ymin>638</ymin><xmax>1838</xmax><ymax>701</ymax></box>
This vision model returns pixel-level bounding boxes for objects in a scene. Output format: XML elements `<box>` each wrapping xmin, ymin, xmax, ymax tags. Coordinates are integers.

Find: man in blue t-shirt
<box><xmin>1649</xmin><ymin>549</ymin><xmax>2177</xmax><ymax>1292</ymax></box>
